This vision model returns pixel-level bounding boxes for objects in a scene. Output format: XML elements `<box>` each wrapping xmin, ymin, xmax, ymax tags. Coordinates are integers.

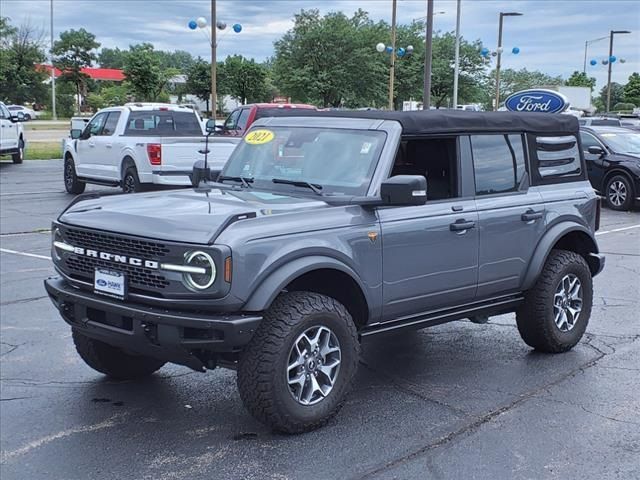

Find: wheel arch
<box><xmin>120</xmin><ymin>155</ymin><xmax>136</xmax><ymax>181</ymax></box>
<box><xmin>602</xmin><ymin>167</ymin><xmax>635</xmax><ymax>194</ymax></box>
<box><xmin>242</xmin><ymin>256</ymin><xmax>372</xmax><ymax>328</ymax></box>
<box><xmin>522</xmin><ymin>222</ymin><xmax>600</xmax><ymax>291</ymax></box>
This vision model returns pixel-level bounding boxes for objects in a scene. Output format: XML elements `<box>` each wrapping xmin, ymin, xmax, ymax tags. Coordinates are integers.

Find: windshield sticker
<box><xmin>360</xmin><ymin>142</ymin><xmax>373</xmax><ymax>154</ymax></box>
<box><xmin>245</xmin><ymin>129</ymin><xmax>275</xmax><ymax>145</ymax></box>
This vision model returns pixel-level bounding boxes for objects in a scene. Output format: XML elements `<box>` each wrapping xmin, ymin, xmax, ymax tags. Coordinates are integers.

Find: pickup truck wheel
<box><xmin>64</xmin><ymin>157</ymin><xmax>86</xmax><ymax>194</ymax></box>
<box><xmin>72</xmin><ymin>329</ymin><xmax>165</xmax><ymax>379</ymax></box>
<box><xmin>122</xmin><ymin>166</ymin><xmax>143</xmax><ymax>193</ymax></box>
<box><xmin>237</xmin><ymin>291</ymin><xmax>360</xmax><ymax>433</ymax></box>
<box><xmin>604</xmin><ymin>174</ymin><xmax>633</xmax><ymax>211</ymax></box>
<box><xmin>516</xmin><ymin>250</ymin><xmax>592</xmax><ymax>353</ymax></box>
<box><xmin>12</xmin><ymin>138</ymin><xmax>24</xmax><ymax>164</ymax></box>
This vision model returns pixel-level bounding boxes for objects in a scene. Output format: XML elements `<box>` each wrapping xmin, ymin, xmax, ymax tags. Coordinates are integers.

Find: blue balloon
<box><xmin>233</xmin><ymin>23</ymin><xmax>242</xmax><ymax>33</ymax></box>
<box><xmin>385</xmin><ymin>45</ymin><xmax>393</xmax><ymax>54</ymax></box>
<box><xmin>511</xmin><ymin>46</ymin><xmax>520</xmax><ymax>55</ymax></box>
<box><xmin>480</xmin><ymin>47</ymin><xmax>490</xmax><ymax>57</ymax></box>
<box><xmin>188</xmin><ymin>20</ymin><xmax>197</xmax><ymax>30</ymax></box>
<box><xmin>609</xmin><ymin>55</ymin><xmax>617</xmax><ymax>63</ymax></box>
<box><xmin>590</xmin><ymin>59</ymin><xmax>597</xmax><ymax>66</ymax></box>
<box><xmin>397</xmin><ymin>47</ymin><xmax>405</xmax><ymax>57</ymax></box>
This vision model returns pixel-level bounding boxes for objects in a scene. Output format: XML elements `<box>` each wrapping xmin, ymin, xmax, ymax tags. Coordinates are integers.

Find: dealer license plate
<box><xmin>94</xmin><ymin>268</ymin><xmax>127</xmax><ymax>299</ymax></box>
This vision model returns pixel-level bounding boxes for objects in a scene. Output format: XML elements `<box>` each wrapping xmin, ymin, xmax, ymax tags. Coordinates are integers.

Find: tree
<box><xmin>565</xmin><ymin>70</ymin><xmax>596</xmax><ymax>89</ymax></box>
<box><xmin>123</xmin><ymin>43</ymin><xmax>178</xmax><ymax>101</ymax></box>
<box><xmin>52</xmin><ymin>28</ymin><xmax>100</xmax><ymax>112</ymax></box>
<box><xmin>623</xmin><ymin>72</ymin><xmax>640</xmax><ymax>107</ymax></box>
<box><xmin>98</xmin><ymin>47</ymin><xmax>128</xmax><ymax>69</ymax></box>
<box><xmin>596</xmin><ymin>82</ymin><xmax>625</xmax><ymax>111</ymax></box>
<box><xmin>185</xmin><ymin>59</ymin><xmax>211</xmax><ymax>110</ymax></box>
<box><xmin>219</xmin><ymin>55</ymin><xmax>271</xmax><ymax>105</ymax></box>
<box><xmin>0</xmin><ymin>17</ymin><xmax>48</xmax><ymax>105</ymax></box>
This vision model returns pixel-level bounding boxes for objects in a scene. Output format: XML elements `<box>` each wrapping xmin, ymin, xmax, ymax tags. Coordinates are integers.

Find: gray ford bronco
<box><xmin>45</xmin><ymin>110</ymin><xmax>605</xmax><ymax>433</ymax></box>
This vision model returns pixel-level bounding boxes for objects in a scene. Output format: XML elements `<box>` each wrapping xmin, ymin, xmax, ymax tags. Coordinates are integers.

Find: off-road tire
<box><xmin>72</xmin><ymin>329</ymin><xmax>165</xmax><ymax>379</ymax></box>
<box><xmin>64</xmin><ymin>157</ymin><xmax>86</xmax><ymax>194</ymax></box>
<box><xmin>604</xmin><ymin>174</ymin><xmax>633</xmax><ymax>211</ymax></box>
<box><xmin>516</xmin><ymin>249</ymin><xmax>592</xmax><ymax>353</ymax></box>
<box><xmin>237</xmin><ymin>291</ymin><xmax>360</xmax><ymax>434</ymax></box>
<box><xmin>12</xmin><ymin>138</ymin><xmax>24</xmax><ymax>164</ymax></box>
<box><xmin>122</xmin><ymin>165</ymin><xmax>143</xmax><ymax>193</ymax></box>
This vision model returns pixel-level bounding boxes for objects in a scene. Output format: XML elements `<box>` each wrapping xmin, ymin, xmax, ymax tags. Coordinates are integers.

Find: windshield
<box><xmin>600</xmin><ymin>132</ymin><xmax>640</xmax><ymax>155</ymax></box>
<box><xmin>221</xmin><ymin>127</ymin><xmax>386</xmax><ymax>196</ymax></box>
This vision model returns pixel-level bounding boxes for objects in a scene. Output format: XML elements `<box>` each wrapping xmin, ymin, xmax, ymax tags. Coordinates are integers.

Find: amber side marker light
<box><xmin>224</xmin><ymin>257</ymin><xmax>232</xmax><ymax>283</ymax></box>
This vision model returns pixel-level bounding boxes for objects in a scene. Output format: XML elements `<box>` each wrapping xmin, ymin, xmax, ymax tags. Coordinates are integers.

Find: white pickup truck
<box><xmin>63</xmin><ymin>103</ymin><xmax>240</xmax><ymax>194</ymax></box>
<box><xmin>0</xmin><ymin>101</ymin><xmax>26</xmax><ymax>164</ymax></box>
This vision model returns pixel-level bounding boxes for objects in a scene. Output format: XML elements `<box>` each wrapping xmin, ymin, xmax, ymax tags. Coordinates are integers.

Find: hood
<box><xmin>609</xmin><ymin>152</ymin><xmax>640</xmax><ymax>161</ymax></box>
<box><xmin>59</xmin><ymin>188</ymin><xmax>330</xmax><ymax>244</ymax></box>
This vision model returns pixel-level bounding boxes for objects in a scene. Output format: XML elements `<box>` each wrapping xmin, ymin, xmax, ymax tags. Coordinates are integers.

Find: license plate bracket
<box><xmin>94</xmin><ymin>268</ymin><xmax>127</xmax><ymax>299</ymax></box>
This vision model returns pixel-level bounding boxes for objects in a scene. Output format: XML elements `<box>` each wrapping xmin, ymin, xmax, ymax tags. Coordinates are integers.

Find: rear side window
<box><xmin>471</xmin><ymin>134</ymin><xmax>526</xmax><ymax>195</ymax></box>
<box><xmin>535</xmin><ymin>135</ymin><xmax>581</xmax><ymax>178</ymax></box>
<box><xmin>124</xmin><ymin>111</ymin><xmax>202</xmax><ymax>136</ymax></box>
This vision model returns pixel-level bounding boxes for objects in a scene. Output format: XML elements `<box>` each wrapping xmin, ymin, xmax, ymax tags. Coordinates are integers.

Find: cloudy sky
<box><xmin>4</xmin><ymin>0</ymin><xmax>639</xmax><ymax>89</ymax></box>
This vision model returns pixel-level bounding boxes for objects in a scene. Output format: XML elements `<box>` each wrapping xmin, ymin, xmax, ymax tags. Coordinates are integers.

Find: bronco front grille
<box><xmin>63</xmin><ymin>228</ymin><xmax>170</xmax><ymax>258</ymax></box>
<box><xmin>64</xmin><ymin>256</ymin><xmax>170</xmax><ymax>290</ymax></box>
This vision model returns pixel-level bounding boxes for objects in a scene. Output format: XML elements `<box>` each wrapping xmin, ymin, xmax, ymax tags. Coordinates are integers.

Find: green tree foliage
<box><xmin>100</xmin><ymin>84</ymin><xmax>130</xmax><ymax>106</ymax></box>
<box><xmin>218</xmin><ymin>55</ymin><xmax>271</xmax><ymax>105</ymax></box>
<box><xmin>185</xmin><ymin>59</ymin><xmax>212</xmax><ymax>109</ymax></box>
<box><xmin>52</xmin><ymin>28</ymin><xmax>101</xmax><ymax>112</ymax></box>
<box><xmin>0</xmin><ymin>17</ymin><xmax>48</xmax><ymax>104</ymax></box>
<box><xmin>596</xmin><ymin>82</ymin><xmax>625</xmax><ymax>111</ymax></box>
<box><xmin>98</xmin><ymin>47</ymin><xmax>128</xmax><ymax>69</ymax></box>
<box><xmin>123</xmin><ymin>43</ymin><xmax>178</xmax><ymax>101</ymax></box>
<box><xmin>565</xmin><ymin>71</ymin><xmax>596</xmax><ymax>89</ymax></box>
<box><xmin>623</xmin><ymin>72</ymin><xmax>640</xmax><ymax>107</ymax></box>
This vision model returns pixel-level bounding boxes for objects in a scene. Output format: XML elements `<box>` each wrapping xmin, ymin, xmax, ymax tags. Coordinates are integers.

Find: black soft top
<box><xmin>265</xmin><ymin>109</ymin><xmax>579</xmax><ymax>136</ymax></box>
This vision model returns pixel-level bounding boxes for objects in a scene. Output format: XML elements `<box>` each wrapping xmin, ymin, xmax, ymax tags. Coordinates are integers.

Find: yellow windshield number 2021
<box><xmin>245</xmin><ymin>129</ymin><xmax>275</xmax><ymax>145</ymax></box>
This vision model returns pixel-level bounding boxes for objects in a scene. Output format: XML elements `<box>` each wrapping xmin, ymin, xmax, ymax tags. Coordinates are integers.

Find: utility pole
<box><xmin>211</xmin><ymin>0</ymin><xmax>217</xmax><ymax>117</ymax></box>
<box><xmin>50</xmin><ymin>0</ymin><xmax>57</xmax><ymax>120</ymax></box>
<box><xmin>452</xmin><ymin>0</ymin><xmax>461</xmax><ymax>108</ymax></box>
<box><xmin>494</xmin><ymin>12</ymin><xmax>522</xmax><ymax>111</ymax></box>
<box><xmin>423</xmin><ymin>0</ymin><xmax>434</xmax><ymax>109</ymax></box>
<box><xmin>606</xmin><ymin>30</ymin><xmax>631</xmax><ymax>112</ymax></box>
<box><xmin>388</xmin><ymin>0</ymin><xmax>397</xmax><ymax>110</ymax></box>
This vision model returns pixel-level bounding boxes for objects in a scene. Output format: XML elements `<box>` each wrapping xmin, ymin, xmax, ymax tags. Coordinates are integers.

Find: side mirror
<box><xmin>380</xmin><ymin>175</ymin><xmax>427</xmax><ymax>206</ymax></box>
<box><xmin>70</xmin><ymin>129</ymin><xmax>82</xmax><ymax>139</ymax></box>
<box><xmin>587</xmin><ymin>145</ymin><xmax>605</xmax><ymax>157</ymax></box>
<box><xmin>191</xmin><ymin>160</ymin><xmax>212</xmax><ymax>188</ymax></box>
<box><xmin>205</xmin><ymin>119</ymin><xmax>216</xmax><ymax>134</ymax></box>
<box><xmin>10</xmin><ymin>112</ymin><xmax>24</xmax><ymax>122</ymax></box>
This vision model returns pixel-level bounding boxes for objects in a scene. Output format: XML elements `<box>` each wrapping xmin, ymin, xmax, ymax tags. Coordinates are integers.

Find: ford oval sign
<box><xmin>504</xmin><ymin>89</ymin><xmax>569</xmax><ymax>114</ymax></box>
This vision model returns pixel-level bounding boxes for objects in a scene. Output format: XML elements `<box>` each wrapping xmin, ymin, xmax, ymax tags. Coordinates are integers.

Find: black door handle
<box><xmin>450</xmin><ymin>219</ymin><xmax>476</xmax><ymax>231</ymax></box>
<box><xmin>521</xmin><ymin>210</ymin><xmax>543</xmax><ymax>222</ymax></box>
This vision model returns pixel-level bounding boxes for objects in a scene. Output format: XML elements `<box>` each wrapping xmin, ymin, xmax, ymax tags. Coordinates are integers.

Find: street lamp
<box><xmin>583</xmin><ymin>36</ymin><xmax>608</xmax><ymax>73</ymax></box>
<box><xmin>494</xmin><ymin>11</ymin><xmax>523</xmax><ymax>111</ymax></box>
<box><xmin>411</xmin><ymin>11</ymin><xmax>446</xmax><ymax>22</ymax></box>
<box><xmin>606</xmin><ymin>30</ymin><xmax>631</xmax><ymax>112</ymax></box>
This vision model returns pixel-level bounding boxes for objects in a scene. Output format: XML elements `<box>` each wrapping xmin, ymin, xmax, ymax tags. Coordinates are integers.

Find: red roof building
<box><xmin>36</xmin><ymin>64</ymin><xmax>125</xmax><ymax>82</ymax></box>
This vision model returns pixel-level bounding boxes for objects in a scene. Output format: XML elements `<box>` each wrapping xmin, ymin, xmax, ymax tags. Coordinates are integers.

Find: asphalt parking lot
<box><xmin>1</xmin><ymin>159</ymin><xmax>639</xmax><ymax>480</ymax></box>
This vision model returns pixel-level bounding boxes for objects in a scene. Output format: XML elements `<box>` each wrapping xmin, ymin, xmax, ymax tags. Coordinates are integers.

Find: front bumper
<box><xmin>44</xmin><ymin>277</ymin><xmax>262</xmax><ymax>371</ymax></box>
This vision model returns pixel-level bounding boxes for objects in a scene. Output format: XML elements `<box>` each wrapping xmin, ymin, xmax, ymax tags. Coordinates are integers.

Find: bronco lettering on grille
<box><xmin>71</xmin><ymin>246</ymin><xmax>159</xmax><ymax>269</ymax></box>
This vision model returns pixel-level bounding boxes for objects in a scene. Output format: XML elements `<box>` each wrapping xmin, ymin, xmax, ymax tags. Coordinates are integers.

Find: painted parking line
<box><xmin>0</xmin><ymin>248</ymin><xmax>51</xmax><ymax>261</ymax></box>
<box><xmin>596</xmin><ymin>224</ymin><xmax>640</xmax><ymax>236</ymax></box>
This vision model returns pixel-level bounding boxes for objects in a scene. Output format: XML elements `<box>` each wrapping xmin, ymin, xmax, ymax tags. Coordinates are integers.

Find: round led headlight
<box><xmin>182</xmin><ymin>251</ymin><xmax>216</xmax><ymax>291</ymax></box>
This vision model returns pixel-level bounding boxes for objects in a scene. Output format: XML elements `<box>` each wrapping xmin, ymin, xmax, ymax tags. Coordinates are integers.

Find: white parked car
<box><xmin>63</xmin><ymin>103</ymin><xmax>240</xmax><ymax>194</ymax></box>
<box><xmin>0</xmin><ymin>101</ymin><xmax>26</xmax><ymax>163</ymax></box>
<box><xmin>7</xmin><ymin>105</ymin><xmax>39</xmax><ymax>121</ymax></box>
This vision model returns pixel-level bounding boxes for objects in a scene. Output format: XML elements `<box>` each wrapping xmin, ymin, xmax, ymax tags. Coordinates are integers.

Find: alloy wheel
<box><xmin>608</xmin><ymin>180</ymin><xmax>627</xmax><ymax>207</ymax></box>
<box><xmin>65</xmin><ymin>161</ymin><xmax>74</xmax><ymax>190</ymax></box>
<box><xmin>286</xmin><ymin>325</ymin><xmax>341</xmax><ymax>406</ymax></box>
<box><xmin>553</xmin><ymin>274</ymin><xmax>583</xmax><ymax>332</ymax></box>
<box><xmin>123</xmin><ymin>175</ymin><xmax>136</xmax><ymax>193</ymax></box>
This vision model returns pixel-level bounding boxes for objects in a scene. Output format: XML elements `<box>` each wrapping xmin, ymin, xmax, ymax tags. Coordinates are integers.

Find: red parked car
<box><xmin>220</xmin><ymin>103</ymin><xmax>316</xmax><ymax>136</ymax></box>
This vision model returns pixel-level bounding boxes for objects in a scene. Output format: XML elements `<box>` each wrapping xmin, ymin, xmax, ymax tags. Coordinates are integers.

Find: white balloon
<box><xmin>376</xmin><ymin>42</ymin><xmax>386</xmax><ymax>53</ymax></box>
<box><xmin>496</xmin><ymin>46</ymin><xmax>504</xmax><ymax>54</ymax></box>
<box><xmin>196</xmin><ymin>17</ymin><xmax>208</xmax><ymax>28</ymax></box>
<box><xmin>406</xmin><ymin>45</ymin><xmax>414</xmax><ymax>54</ymax></box>
<box><xmin>216</xmin><ymin>20</ymin><xmax>227</xmax><ymax>30</ymax></box>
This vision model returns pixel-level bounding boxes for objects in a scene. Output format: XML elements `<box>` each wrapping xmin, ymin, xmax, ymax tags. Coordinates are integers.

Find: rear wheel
<box><xmin>122</xmin><ymin>165</ymin><xmax>143</xmax><ymax>193</ymax></box>
<box><xmin>237</xmin><ymin>292</ymin><xmax>360</xmax><ymax>433</ymax></box>
<box><xmin>11</xmin><ymin>138</ymin><xmax>24</xmax><ymax>164</ymax></box>
<box><xmin>604</xmin><ymin>174</ymin><xmax>633</xmax><ymax>211</ymax></box>
<box><xmin>516</xmin><ymin>250</ymin><xmax>592</xmax><ymax>353</ymax></box>
<box><xmin>64</xmin><ymin>157</ymin><xmax>85</xmax><ymax>194</ymax></box>
<box><xmin>72</xmin><ymin>329</ymin><xmax>165</xmax><ymax>379</ymax></box>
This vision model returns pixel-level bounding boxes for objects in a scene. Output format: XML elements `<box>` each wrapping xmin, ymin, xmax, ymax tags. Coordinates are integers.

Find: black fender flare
<box><xmin>242</xmin><ymin>255</ymin><xmax>372</xmax><ymax>316</ymax></box>
<box><xmin>521</xmin><ymin>222</ymin><xmax>598</xmax><ymax>290</ymax></box>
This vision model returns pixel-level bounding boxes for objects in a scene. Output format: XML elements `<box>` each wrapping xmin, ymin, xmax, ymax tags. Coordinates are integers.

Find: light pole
<box><xmin>423</xmin><ymin>0</ymin><xmax>435</xmax><ymax>109</ymax></box>
<box><xmin>606</xmin><ymin>30</ymin><xmax>631</xmax><ymax>112</ymax></box>
<box><xmin>494</xmin><ymin>11</ymin><xmax>522</xmax><ymax>111</ymax></box>
<box><xmin>452</xmin><ymin>0</ymin><xmax>461</xmax><ymax>108</ymax></box>
<box><xmin>388</xmin><ymin>0</ymin><xmax>397</xmax><ymax>110</ymax></box>
<box><xmin>583</xmin><ymin>36</ymin><xmax>608</xmax><ymax>73</ymax></box>
<box><xmin>50</xmin><ymin>0</ymin><xmax>56</xmax><ymax>120</ymax></box>
<box><xmin>211</xmin><ymin>0</ymin><xmax>217</xmax><ymax>117</ymax></box>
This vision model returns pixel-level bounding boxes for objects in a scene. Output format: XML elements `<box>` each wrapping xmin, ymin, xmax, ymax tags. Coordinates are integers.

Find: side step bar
<box><xmin>77</xmin><ymin>177</ymin><xmax>120</xmax><ymax>187</ymax></box>
<box><xmin>361</xmin><ymin>294</ymin><xmax>524</xmax><ymax>337</ymax></box>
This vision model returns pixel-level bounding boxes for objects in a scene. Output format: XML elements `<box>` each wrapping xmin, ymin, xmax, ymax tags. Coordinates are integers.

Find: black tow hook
<box><xmin>141</xmin><ymin>322</ymin><xmax>159</xmax><ymax>345</ymax></box>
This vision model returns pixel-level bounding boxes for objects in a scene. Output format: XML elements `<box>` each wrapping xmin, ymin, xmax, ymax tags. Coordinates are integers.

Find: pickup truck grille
<box><xmin>65</xmin><ymin>256</ymin><xmax>170</xmax><ymax>290</ymax></box>
<box><xmin>64</xmin><ymin>228</ymin><xmax>171</xmax><ymax>258</ymax></box>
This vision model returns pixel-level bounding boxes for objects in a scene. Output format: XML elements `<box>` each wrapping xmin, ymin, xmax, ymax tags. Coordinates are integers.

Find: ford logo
<box><xmin>96</xmin><ymin>279</ymin><xmax>107</xmax><ymax>287</ymax></box>
<box><xmin>504</xmin><ymin>89</ymin><xmax>569</xmax><ymax>114</ymax></box>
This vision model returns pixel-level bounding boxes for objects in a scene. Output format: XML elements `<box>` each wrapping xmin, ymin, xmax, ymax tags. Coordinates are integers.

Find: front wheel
<box><xmin>604</xmin><ymin>174</ymin><xmax>633</xmax><ymax>211</ymax></box>
<box><xmin>12</xmin><ymin>138</ymin><xmax>24</xmax><ymax>164</ymax></box>
<box><xmin>516</xmin><ymin>250</ymin><xmax>593</xmax><ymax>353</ymax></box>
<box><xmin>237</xmin><ymin>292</ymin><xmax>360</xmax><ymax>433</ymax></box>
<box><xmin>64</xmin><ymin>157</ymin><xmax>86</xmax><ymax>194</ymax></box>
